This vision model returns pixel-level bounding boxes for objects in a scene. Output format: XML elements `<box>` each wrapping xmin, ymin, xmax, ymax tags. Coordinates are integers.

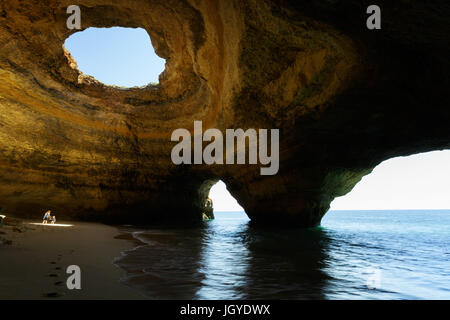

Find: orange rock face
<box><xmin>0</xmin><ymin>1</ymin><xmax>449</xmax><ymax>226</ymax></box>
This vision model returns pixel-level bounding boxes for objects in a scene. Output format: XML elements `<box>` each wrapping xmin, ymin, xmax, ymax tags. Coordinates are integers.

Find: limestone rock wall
<box><xmin>0</xmin><ymin>0</ymin><xmax>449</xmax><ymax>226</ymax></box>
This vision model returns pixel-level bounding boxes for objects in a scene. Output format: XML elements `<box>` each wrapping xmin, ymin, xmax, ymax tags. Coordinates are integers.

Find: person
<box><xmin>42</xmin><ymin>210</ymin><xmax>51</xmax><ymax>224</ymax></box>
<box><xmin>50</xmin><ymin>215</ymin><xmax>56</xmax><ymax>224</ymax></box>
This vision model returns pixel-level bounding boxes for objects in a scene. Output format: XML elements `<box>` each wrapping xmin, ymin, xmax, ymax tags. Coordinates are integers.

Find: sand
<box><xmin>0</xmin><ymin>217</ymin><xmax>146</xmax><ymax>299</ymax></box>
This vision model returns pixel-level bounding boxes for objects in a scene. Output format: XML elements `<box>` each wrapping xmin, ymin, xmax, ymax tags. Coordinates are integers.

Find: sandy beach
<box><xmin>0</xmin><ymin>217</ymin><xmax>145</xmax><ymax>300</ymax></box>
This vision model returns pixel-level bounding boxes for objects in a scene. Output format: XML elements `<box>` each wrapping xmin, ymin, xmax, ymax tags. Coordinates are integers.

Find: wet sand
<box><xmin>0</xmin><ymin>217</ymin><xmax>145</xmax><ymax>299</ymax></box>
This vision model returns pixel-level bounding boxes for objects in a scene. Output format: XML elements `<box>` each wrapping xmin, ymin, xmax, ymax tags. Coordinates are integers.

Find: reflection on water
<box><xmin>114</xmin><ymin>211</ymin><xmax>450</xmax><ymax>299</ymax></box>
<box><xmin>115</xmin><ymin>212</ymin><xmax>332</xmax><ymax>299</ymax></box>
<box><xmin>196</xmin><ymin>214</ymin><xmax>332</xmax><ymax>299</ymax></box>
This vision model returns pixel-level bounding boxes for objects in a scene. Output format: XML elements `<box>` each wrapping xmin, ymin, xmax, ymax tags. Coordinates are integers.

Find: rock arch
<box><xmin>0</xmin><ymin>1</ymin><xmax>449</xmax><ymax>227</ymax></box>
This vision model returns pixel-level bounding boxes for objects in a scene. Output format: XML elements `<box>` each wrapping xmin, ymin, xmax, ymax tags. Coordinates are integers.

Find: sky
<box><xmin>64</xmin><ymin>27</ymin><xmax>165</xmax><ymax>87</ymax></box>
<box><xmin>64</xmin><ymin>27</ymin><xmax>450</xmax><ymax>212</ymax></box>
<box><xmin>330</xmin><ymin>150</ymin><xmax>450</xmax><ymax>210</ymax></box>
<box><xmin>209</xmin><ymin>181</ymin><xmax>244</xmax><ymax>212</ymax></box>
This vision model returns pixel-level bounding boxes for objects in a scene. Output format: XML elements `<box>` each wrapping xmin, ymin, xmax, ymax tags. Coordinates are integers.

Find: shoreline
<box><xmin>0</xmin><ymin>218</ymin><xmax>146</xmax><ymax>299</ymax></box>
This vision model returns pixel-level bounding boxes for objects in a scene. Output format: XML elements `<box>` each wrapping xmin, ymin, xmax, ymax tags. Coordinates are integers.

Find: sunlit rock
<box><xmin>0</xmin><ymin>1</ymin><xmax>449</xmax><ymax>227</ymax></box>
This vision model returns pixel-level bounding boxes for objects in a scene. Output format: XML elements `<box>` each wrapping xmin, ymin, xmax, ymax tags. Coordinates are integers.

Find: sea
<box><xmin>113</xmin><ymin>210</ymin><xmax>450</xmax><ymax>299</ymax></box>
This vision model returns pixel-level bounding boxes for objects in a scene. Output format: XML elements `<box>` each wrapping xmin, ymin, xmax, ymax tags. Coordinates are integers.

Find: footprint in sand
<box><xmin>44</xmin><ymin>257</ymin><xmax>65</xmax><ymax>298</ymax></box>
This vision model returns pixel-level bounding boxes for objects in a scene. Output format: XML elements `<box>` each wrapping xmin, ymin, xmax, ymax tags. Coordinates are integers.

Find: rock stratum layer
<box><xmin>0</xmin><ymin>0</ymin><xmax>449</xmax><ymax>226</ymax></box>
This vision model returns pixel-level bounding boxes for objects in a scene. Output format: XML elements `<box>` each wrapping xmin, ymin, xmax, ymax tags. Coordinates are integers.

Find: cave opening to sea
<box><xmin>64</xmin><ymin>27</ymin><xmax>165</xmax><ymax>88</ymax></box>
<box><xmin>208</xmin><ymin>180</ymin><xmax>246</xmax><ymax>218</ymax></box>
<box><xmin>318</xmin><ymin>150</ymin><xmax>450</xmax><ymax>299</ymax></box>
<box><xmin>329</xmin><ymin>150</ymin><xmax>450</xmax><ymax>211</ymax></box>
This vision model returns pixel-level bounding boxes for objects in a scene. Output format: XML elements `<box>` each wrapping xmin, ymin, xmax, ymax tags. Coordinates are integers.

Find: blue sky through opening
<box><xmin>64</xmin><ymin>27</ymin><xmax>165</xmax><ymax>87</ymax></box>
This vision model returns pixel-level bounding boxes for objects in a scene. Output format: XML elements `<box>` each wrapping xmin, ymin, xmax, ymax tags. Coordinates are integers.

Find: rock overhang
<box><xmin>0</xmin><ymin>0</ymin><xmax>448</xmax><ymax>227</ymax></box>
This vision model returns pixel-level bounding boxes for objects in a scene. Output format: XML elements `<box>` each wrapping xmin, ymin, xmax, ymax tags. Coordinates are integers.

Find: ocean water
<box><xmin>114</xmin><ymin>210</ymin><xmax>450</xmax><ymax>299</ymax></box>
